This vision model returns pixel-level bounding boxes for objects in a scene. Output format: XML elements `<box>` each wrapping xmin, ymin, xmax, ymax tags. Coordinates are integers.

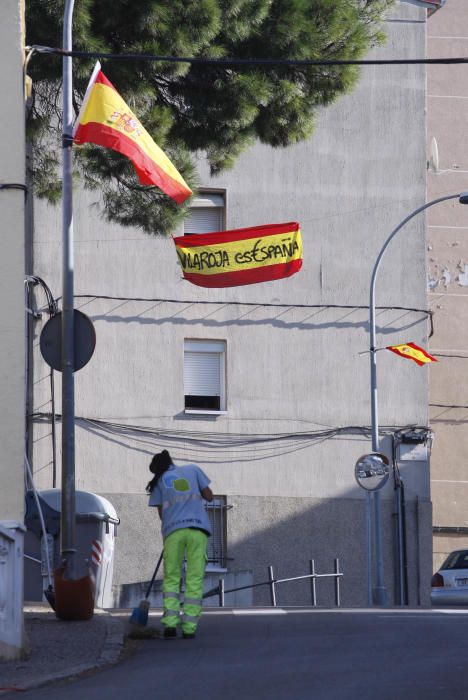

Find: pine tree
<box><xmin>26</xmin><ymin>0</ymin><xmax>394</xmax><ymax>235</ymax></box>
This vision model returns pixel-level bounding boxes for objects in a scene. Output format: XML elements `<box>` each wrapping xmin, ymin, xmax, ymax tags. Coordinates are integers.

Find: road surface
<box><xmin>12</xmin><ymin>608</ymin><xmax>468</xmax><ymax>700</ymax></box>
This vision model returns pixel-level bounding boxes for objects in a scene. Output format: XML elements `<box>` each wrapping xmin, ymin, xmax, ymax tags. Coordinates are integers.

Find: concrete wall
<box><xmin>0</xmin><ymin>525</ymin><xmax>25</xmax><ymax>659</ymax></box>
<box><xmin>0</xmin><ymin>0</ymin><xmax>26</xmax><ymax>658</ymax></box>
<box><xmin>427</xmin><ymin>0</ymin><xmax>468</xmax><ymax>571</ymax></box>
<box><xmin>29</xmin><ymin>2</ymin><xmax>431</xmax><ymax>606</ymax></box>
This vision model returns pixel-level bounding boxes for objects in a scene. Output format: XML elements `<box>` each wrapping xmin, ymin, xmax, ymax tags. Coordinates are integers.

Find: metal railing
<box><xmin>203</xmin><ymin>558</ymin><xmax>343</xmax><ymax>607</ymax></box>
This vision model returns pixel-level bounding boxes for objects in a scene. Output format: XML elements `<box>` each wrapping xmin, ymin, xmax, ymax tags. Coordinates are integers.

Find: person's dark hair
<box><xmin>146</xmin><ymin>450</ymin><xmax>172</xmax><ymax>493</ymax></box>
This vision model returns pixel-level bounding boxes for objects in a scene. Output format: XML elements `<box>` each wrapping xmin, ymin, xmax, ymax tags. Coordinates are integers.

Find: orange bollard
<box><xmin>54</xmin><ymin>567</ymin><xmax>95</xmax><ymax>621</ymax></box>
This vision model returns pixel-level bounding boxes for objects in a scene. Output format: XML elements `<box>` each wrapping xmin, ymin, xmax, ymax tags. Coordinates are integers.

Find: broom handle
<box><xmin>145</xmin><ymin>550</ymin><xmax>164</xmax><ymax>599</ymax></box>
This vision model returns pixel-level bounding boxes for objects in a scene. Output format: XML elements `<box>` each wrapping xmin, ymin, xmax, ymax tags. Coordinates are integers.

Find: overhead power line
<box><xmin>0</xmin><ymin>183</ymin><xmax>28</xmax><ymax>193</ymax></box>
<box><xmin>63</xmin><ymin>293</ymin><xmax>432</xmax><ymax>317</ymax></box>
<box><xmin>31</xmin><ymin>411</ymin><xmax>429</xmax><ymax>449</ymax></box>
<box><xmin>432</xmin><ymin>353</ymin><xmax>468</xmax><ymax>359</ymax></box>
<box><xmin>28</xmin><ymin>45</ymin><xmax>468</xmax><ymax>67</ymax></box>
<box><xmin>430</xmin><ymin>403</ymin><xmax>468</xmax><ymax>409</ymax></box>
<box><xmin>48</xmin><ymin>293</ymin><xmax>433</xmax><ymax>335</ymax></box>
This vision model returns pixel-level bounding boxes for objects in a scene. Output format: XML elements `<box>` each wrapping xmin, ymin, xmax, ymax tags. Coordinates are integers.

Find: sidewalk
<box><xmin>0</xmin><ymin>604</ymin><xmax>126</xmax><ymax>694</ymax></box>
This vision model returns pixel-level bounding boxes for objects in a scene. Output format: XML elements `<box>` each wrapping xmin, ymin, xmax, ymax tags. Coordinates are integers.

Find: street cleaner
<box><xmin>146</xmin><ymin>450</ymin><xmax>213</xmax><ymax>639</ymax></box>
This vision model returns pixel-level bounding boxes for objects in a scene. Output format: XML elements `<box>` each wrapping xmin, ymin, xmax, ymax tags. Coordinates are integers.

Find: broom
<box><xmin>126</xmin><ymin>550</ymin><xmax>163</xmax><ymax>638</ymax></box>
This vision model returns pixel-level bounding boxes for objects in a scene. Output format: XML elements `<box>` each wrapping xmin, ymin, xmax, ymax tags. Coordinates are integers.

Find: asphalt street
<box><xmin>9</xmin><ymin>608</ymin><xmax>468</xmax><ymax>700</ymax></box>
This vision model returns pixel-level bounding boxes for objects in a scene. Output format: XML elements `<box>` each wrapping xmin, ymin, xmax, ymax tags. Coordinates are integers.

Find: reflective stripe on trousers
<box><xmin>161</xmin><ymin>591</ymin><xmax>182</xmax><ymax>627</ymax></box>
<box><xmin>162</xmin><ymin>528</ymin><xmax>208</xmax><ymax>634</ymax></box>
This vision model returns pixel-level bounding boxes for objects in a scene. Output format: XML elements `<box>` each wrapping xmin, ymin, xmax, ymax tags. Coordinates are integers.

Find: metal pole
<box><xmin>395</xmin><ymin>483</ymin><xmax>405</xmax><ymax>605</ymax></box>
<box><xmin>50</xmin><ymin>370</ymin><xmax>57</xmax><ymax>488</ymax></box>
<box><xmin>61</xmin><ymin>0</ymin><xmax>76</xmax><ymax>579</ymax></box>
<box><xmin>309</xmin><ymin>559</ymin><xmax>317</xmax><ymax>606</ymax></box>
<box><xmin>366</xmin><ymin>491</ymin><xmax>372</xmax><ymax>606</ymax></box>
<box><xmin>415</xmin><ymin>494</ymin><xmax>421</xmax><ymax>606</ymax></box>
<box><xmin>334</xmin><ymin>558</ymin><xmax>341</xmax><ymax>607</ymax></box>
<box><xmin>401</xmin><ymin>482</ymin><xmax>409</xmax><ymax>605</ymax></box>
<box><xmin>369</xmin><ymin>193</ymin><xmax>461</xmax><ymax>605</ymax></box>
<box><xmin>372</xmin><ymin>492</ymin><xmax>385</xmax><ymax>605</ymax></box>
<box><xmin>218</xmin><ymin>578</ymin><xmax>225</xmax><ymax>607</ymax></box>
<box><xmin>268</xmin><ymin>565</ymin><xmax>277</xmax><ymax>607</ymax></box>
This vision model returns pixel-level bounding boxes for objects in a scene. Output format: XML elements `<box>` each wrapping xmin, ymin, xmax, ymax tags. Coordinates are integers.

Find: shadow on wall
<box><xmin>225</xmin><ymin>494</ymin><xmax>429</xmax><ymax>608</ymax></box>
<box><xmin>102</xmin><ymin>488</ymin><xmax>431</xmax><ymax>610</ymax></box>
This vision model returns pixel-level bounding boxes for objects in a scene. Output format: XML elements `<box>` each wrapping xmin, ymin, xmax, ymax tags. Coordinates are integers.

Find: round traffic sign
<box><xmin>40</xmin><ymin>310</ymin><xmax>96</xmax><ymax>372</ymax></box>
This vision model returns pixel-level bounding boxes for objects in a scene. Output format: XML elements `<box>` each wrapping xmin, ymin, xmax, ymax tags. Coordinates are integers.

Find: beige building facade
<box><xmin>427</xmin><ymin>0</ymin><xmax>468</xmax><ymax>569</ymax></box>
<box><xmin>28</xmin><ymin>2</ymin><xmax>433</xmax><ymax>608</ymax></box>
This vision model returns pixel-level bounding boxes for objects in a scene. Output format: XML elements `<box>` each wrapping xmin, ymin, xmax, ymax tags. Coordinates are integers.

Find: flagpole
<box><xmin>61</xmin><ymin>0</ymin><xmax>76</xmax><ymax>580</ymax></box>
<box><xmin>369</xmin><ymin>192</ymin><xmax>466</xmax><ymax>606</ymax></box>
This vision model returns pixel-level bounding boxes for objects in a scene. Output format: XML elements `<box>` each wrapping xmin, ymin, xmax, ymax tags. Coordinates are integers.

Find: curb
<box><xmin>96</xmin><ymin>612</ymin><xmax>126</xmax><ymax>666</ymax></box>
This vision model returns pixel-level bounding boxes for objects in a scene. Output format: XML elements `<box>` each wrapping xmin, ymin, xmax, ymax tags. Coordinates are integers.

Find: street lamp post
<box><xmin>61</xmin><ymin>0</ymin><xmax>76</xmax><ymax>580</ymax></box>
<box><xmin>368</xmin><ymin>192</ymin><xmax>468</xmax><ymax>606</ymax></box>
<box><xmin>53</xmin><ymin>0</ymin><xmax>95</xmax><ymax>621</ymax></box>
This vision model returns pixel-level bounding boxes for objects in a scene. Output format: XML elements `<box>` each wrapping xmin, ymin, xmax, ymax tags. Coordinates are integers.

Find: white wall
<box><xmin>0</xmin><ymin>0</ymin><xmax>26</xmax><ymax>658</ymax></box>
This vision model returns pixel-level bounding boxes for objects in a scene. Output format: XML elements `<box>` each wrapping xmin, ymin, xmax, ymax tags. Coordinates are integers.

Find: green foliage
<box><xmin>26</xmin><ymin>0</ymin><xmax>394</xmax><ymax>235</ymax></box>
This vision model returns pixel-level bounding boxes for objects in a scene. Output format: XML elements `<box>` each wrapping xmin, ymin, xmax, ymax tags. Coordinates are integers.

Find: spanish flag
<box><xmin>386</xmin><ymin>343</ymin><xmax>437</xmax><ymax>366</ymax></box>
<box><xmin>73</xmin><ymin>63</ymin><xmax>192</xmax><ymax>204</ymax></box>
<box><xmin>173</xmin><ymin>222</ymin><xmax>302</xmax><ymax>288</ymax></box>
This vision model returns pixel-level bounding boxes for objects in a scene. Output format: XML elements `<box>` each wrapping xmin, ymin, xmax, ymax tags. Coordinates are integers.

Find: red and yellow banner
<box><xmin>173</xmin><ymin>222</ymin><xmax>302</xmax><ymax>288</ymax></box>
<box><xmin>386</xmin><ymin>342</ymin><xmax>437</xmax><ymax>366</ymax></box>
<box><xmin>73</xmin><ymin>62</ymin><xmax>192</xmax><ymax>204</ymax></box>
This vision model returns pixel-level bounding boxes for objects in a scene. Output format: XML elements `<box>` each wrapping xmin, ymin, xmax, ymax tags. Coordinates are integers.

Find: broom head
<box><xmin>129</xmin><ymin>598</ymin><xmax>150</xmax><ymax>627</ymax></box>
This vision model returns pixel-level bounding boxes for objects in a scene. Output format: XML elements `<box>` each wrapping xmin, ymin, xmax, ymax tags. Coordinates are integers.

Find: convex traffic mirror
<box><xmin>354</xmin><ymin>453</ymin><xmax>390</xmax><ymax>491</ymax></box>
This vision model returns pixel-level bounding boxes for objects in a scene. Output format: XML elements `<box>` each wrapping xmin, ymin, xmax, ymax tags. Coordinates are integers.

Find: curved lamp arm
<box><xmin>369</xmin><ymin>192</ymin><xmax>466</xmax><ymax>451</ymax></box>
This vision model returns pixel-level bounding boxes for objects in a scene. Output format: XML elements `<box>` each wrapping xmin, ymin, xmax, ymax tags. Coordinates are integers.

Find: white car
<box><xmin>431</xmin><ymin>549</ymin><xmax>468</xmax><ymax>606</ymax></box>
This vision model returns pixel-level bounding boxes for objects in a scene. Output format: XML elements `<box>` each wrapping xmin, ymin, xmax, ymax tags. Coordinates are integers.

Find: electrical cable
<box><xmin>24</xmin><ymin>454</ymin><xmax>53</xmax><ymax>591</ymax></box>
<box><xmin>432</xmin><ymin>353</ymin><xmax>468</xmax><ymax>359</ymax></box>
<box><xmin>31</xmin><ymin>411</ymin><xmax>430</xmax><ymax>451</ymax></box>
<box><xmin>27</xmin><ymin>45</ymin><xmax>468</xmax><ymax>67</ymax></box>
<box><xmin>25</xmin><ymin>276</ymin><xmax>58</xmax><ymax>486</ymax></box>
<box><xmin>0</xmin><ymin>183</ymin><xmax>27</xmax><ymax>193</ymax></box>
<box><xmin>67</xmin><ymin>293</ymin><xmax>433</xmax><ymax>338</ymax></box>
<box><xmin>430</xmin><ymin>403</ymin><xmax>468</xmax><ymax>409</ymax></box>
<box><xmin>25</xmin><ymin>276</ymin><xmax>58</xmax><ymax>316</ymax></box>
<box><xmin>57</xmin><ymin>293</ymin><xmax>432</xmax><ymax>320</ymax></box>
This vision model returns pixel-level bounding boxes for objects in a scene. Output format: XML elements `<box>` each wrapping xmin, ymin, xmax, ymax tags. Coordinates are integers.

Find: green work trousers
<box><xmin>161</xmin><ymin>528</ymin><xmax>208</xmax><ymax>635</ymax></box>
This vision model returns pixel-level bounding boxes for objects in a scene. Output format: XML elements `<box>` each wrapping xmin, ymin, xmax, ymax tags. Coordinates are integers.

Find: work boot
<box><xmin>163</xmin><ymin>627</ymin><xmax>178</xmax><ymax>639</ymax></box>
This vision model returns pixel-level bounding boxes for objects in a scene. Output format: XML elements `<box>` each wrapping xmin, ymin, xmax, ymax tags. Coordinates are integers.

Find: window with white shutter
<box><xmin>184</xmin><ymin>339</ymin><xmax>226</xmax><ymax>412</ymax></box>
<box><xmin>184</xmin><ymin>192</ymin><xmax>225</xmax><ymax>235</ymax></box>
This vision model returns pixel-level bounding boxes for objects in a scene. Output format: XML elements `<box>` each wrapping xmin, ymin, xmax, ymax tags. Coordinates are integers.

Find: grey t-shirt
<box><xmin>148</xmin><ymin>464</ymin><xmax>212</xmax><ymax>538</ymax></box>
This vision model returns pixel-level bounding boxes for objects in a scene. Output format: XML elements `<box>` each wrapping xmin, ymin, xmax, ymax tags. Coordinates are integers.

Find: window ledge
<box><xmin>184</xmin><ymin>409</ymin><xmax>227</xmax><ymax>416</ymax></box>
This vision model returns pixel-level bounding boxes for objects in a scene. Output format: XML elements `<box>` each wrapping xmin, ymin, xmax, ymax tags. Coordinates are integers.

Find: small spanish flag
<box><xmin>173</xmin><ymin>222</ymin><xmax>302</xmax><ymax>288</ymax></box>
<box><xmin>386</xmin><ymin>342</ymin><xmax>437</xmax><ymax>366</ymax></box>
<box><xmin>73</xmin><ymin>63</ymin><xmax>192</xmax><ymax>204</ymax></box>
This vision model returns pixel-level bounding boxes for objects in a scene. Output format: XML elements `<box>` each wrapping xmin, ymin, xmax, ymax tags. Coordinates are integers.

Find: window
<box><xmin>183</xmin><ymin>191</ymin><xmax>225</xmax><ymax>235</ymax></box>
<box><xmin>184</xmin><ymin>340</ymin><xmax>226</xmax><ymax>413</ymax></box>
<box><xmin>441</xmin><ymin>550</ymin><xmax>468</xmax><ymax>571</ymax></box>
<box><xmin>205</xmin><ymin>496</ymin><xmax>229</xmax><ymax>570</ymax></box>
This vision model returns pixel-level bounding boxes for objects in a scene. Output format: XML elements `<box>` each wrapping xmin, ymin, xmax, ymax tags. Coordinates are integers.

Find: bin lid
<box><xmin>38</xmin><ymin>489</ymin><xmax>118</xmax><ymax>521</ymax></box>
<box><xmin>25</xmin><ymin>491</ymin><xmax>61</xmax><ymax>538</ymax></box>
